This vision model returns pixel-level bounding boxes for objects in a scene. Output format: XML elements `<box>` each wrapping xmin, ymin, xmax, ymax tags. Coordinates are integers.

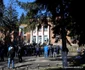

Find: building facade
<box><xmin>30</xmin><ymin>21</ymin><xmax>56</xmax><ymax>44</ymax></box>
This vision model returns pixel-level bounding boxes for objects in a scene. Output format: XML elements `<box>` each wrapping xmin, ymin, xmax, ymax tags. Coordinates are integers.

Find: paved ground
<box><xmin>0</xmin><ymin>53</ymin><xmax>77</xmax><ymax>70</ymax></box>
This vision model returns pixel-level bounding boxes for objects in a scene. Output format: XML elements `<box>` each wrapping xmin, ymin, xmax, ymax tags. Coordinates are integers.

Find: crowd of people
<box><xmin>1</xmin><ymin>38</ymin><xmax>85</xmax><ymax>68</ymax></box>
<box><xmin>0</xmin><ymin>40</ymin><xmax>62</xmax><ymax>68</ymax></box>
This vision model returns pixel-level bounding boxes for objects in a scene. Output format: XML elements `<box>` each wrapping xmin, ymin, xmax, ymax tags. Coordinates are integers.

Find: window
<box><xmin>33</xmin><ymin>30</ymin><xmax>36</xmax><ymax>33</ymax></box>
<box><xmin>44</xmin><ymin>35</ymin><xmax>48</xmax><ymax>42</ymax></box>
<box><xmin>38</xmin><ymin>36</ymin><xmax>42</xmax><ymax>43</ymax></box>
<box><xmin>38</xmin><ymin>28</ymin><xmax>42</xmax><ymax>31</ymax></box>
<box><xmin>33</xmin><ymin>36</ymin><xmax>36</xmax><ymax>43</ymax></box>
<box><xmin>38</xmin><ymin>25</ymin><xmax>42</xmax><ymax>31</ymax></box>
<box><xmin>44</xmin><ymin>26</ymin><xmax>48</xmax><ymax>31</ymax></box>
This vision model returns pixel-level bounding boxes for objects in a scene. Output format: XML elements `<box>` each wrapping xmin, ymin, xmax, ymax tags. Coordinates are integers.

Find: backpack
<box><xmin>8</xmin><ymin>46</ymin><xmax>14</xmax><ymax>59</ymax></box>
<box><xmin>8</xmin><ymin>46</ymin><xmax>13</xmax><ymax>51</ymax></box>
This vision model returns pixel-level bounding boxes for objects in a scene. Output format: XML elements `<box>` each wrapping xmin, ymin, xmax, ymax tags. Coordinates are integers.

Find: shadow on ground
<box><xmin>45</xmin><ymin>67</ymin><xmax>85</xmax><ymax>70</ymax></box>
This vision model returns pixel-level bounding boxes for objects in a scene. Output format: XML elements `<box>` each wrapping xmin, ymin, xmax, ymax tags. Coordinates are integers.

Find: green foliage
<box><xmin>0</xmin><ymin>0</ymin><xmax>4</xmax><ymax>26</ymax></box>
<box><xmin>2</xmin><ymin>4</ymin><xmax>18</xmax><ymax>31</ymax></box>
<box><xmin>16</xmin><ymin>0</ymin><xmax>38</xmax><ymax>11</ymax></box>
<box><xmin>19</xmin><ymin>13</ymin><xmax>25</xmax><ymax>24</ymax></box>
<box><xmin>17</xmin><ymin>0</ymin><xmax>85</xmax><ymax>46</ymax></box>
<box><xmin>19</xmin><ymin>8</ymin><xmax>38</xmax><ymax>32</ymax></box>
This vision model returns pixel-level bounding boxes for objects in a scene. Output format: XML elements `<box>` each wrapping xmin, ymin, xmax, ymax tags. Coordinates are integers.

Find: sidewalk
<box><xmin>0</xmin><ymin>52</ymin><xmax>77</xmax><ymax>70</ymax></box>
<box><xmin>0</xmin><ymin>56</ymin><xmax>62</xmax><ymax>70</ymax></box>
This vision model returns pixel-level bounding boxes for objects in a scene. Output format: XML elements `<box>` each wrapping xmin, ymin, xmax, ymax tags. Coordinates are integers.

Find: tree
<box><xmin>0</xmin><ymin>0</ymin><xmax>4</xmax><ymax>26</ymax></box>
<box><xmin>3</xmin><ymin>6</ymin><xmax>18</xmax><ymax>30</ymax></box>
<box><xmin>19</xmin><ymin>13</ymin><xmax>25</xmax><ymax>24</ymax></box>
<box><xmin>19</xmin><ymin>10</ymin><xmax>38</xmax><ymax>32</ymax></box>
<box><xmin>34</xmin><ymin>0</ymin><xmax>74</xmax><ymax>67</ymax></box>
<box><xmin>32</xmin><ymin>1</ymin><xmax>85</xmax><ymax>67</ymax></box>
<box><xmin>2</xmin><ymin>0</ymin><xmax>19</xmax><ymax>46</ymax></box>
<box><xmin>17</xmin><ymin>0</ymin><xmax>50</xmax><ymax>32</ymax></box>
<box><xmin>0</xmin><ymin>0</ymin><xmax>3</xmax><ymax>17</ymax></box>
<box><xmin>17</xmin><ymin>0</ymin><xmax>85</xmax><ymax>67</ymax></box>
<box><xmin>17</xmin><ymin>0</ymin><xmax>70</xmax><ymax>66</ymax></box>
<box><xmin>70</xmin><ymin>1</ymin><xmax>85</xmax><ymax>46</ymax></box>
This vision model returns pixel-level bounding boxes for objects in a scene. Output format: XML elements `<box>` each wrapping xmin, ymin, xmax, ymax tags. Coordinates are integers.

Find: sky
<box><xmin>3</xmin><ymin>0</ymin><xmax>35</xmax><ymax>19</ymax></box>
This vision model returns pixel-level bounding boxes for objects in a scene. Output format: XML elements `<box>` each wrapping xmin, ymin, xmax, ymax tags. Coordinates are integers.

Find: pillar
<box><xmin>30</xmin><ymin>30</ymin><xmax>32</xmax><ymax>44</ymax></box>
<box><xmin>42</xmin><ymin>26</ymin><xmax>44</xmax><ymax>44</ymax></box>
<box><xmin>48</xmin><ymin>26</ymin><xmax>50</xmax><ymax>44</ymax></box>
<box><xmin>36</xmin><ymin>27</ymin><xmax>38</xmax><ymax>43</ymax></box>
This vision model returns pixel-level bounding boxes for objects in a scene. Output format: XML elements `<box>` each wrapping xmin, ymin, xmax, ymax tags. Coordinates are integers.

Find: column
<box><xmin>42</xmin><ymin>26</ymin><xmax>44</xmax><ymax>44</ymax></box>
<box><xmin>48</xmin><ymin>26</ymin><xmax>50</xmax><ymax>44</ymax></box>
<box><xmin>36</xmin><ymin>27</ymin><xmax>38</xmax><ymax>43</ymax></box>
<box><xmin>30</xmin><ymin>30</ymin><xmax>32</xmax><ymax>43</ymax></box>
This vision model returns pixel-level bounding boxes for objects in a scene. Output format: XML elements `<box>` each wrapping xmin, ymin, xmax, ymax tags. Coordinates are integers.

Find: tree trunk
<box><xmin>62</xmin><ymin>51</ymin><xmax>68</xmax><ymax>67</ymax></box>
<box><xmin>61</xmin><ymin>27</ymin><xmax>68</xmax><ymax>67</ymax></box>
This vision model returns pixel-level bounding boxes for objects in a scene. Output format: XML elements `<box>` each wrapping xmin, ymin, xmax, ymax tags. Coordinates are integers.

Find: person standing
<box><xmin>44</xmin><ymin>44</ymin><xmax>49</xmax><ymax>58</ymax></box>
<box><xmin>17</xmin><ymin>46</ymin><xmax>22</xmax><ymax>62</ymax></box>
<box><xmin>0</xmin><ymin>41</ymin><xmax>5</xmax><ymax>61</ymax></box>
<box><xmin>7</xmin><ymin>45</ymin><xmax>15</xmax><ymax>68</ymax></box>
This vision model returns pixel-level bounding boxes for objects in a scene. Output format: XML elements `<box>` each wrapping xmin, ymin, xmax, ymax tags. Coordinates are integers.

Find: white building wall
<box><xmin>48</xmin><ymin>26</ymin><xmax>50</xmax><ymax>44</ymax></box>
<box><xmin>38</xmin><ymin>32</ymin><xmax>42</xmax><ymax>36</ymax></box>
<box><xmin>36</xmin><ymin>27</ymin><xmax>38</xmax><ymax>43</ymax></box>
<box><xmin>30</xmin><ymin>25</ymin><xmax>50</xmax><ymax>44</ymax></box>
<box><xmin>42</xmin><ymin>26</ymin><xmax>44</xmax><ymax>44</ymax></box>
<box><xmin>33</xmin><ymin>29</ymin><xmax>37</xmax><ymax>36</ymax></box>
<box><xmin>30</xmin><ymin>31</ymin><xmax>32</xmax><ymax>43</ymax></box>
<box><xmin>44</xmin><ymin>31</ymin><xmax>48</xmax><ymax>35</ymax></box>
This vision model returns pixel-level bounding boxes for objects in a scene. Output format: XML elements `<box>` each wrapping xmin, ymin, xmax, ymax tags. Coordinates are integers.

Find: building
<box><xmin>19</xmin><ymin>24</ymin><xmax>30</xmax><ymax>43</ymax></box>
<box><xmin>19</xmin><ymin>19</ymin><xmax>72</xmax><ymax>45</ymax></box>
<box><xmin>24</xmin><ymin>32</ymin><xmax>30</xmax><ymax>42</ymax></box>
<box><xmin>30</xmin><ymin>20</ymin><xmax>56</xmax><ymax>45</ymax></box>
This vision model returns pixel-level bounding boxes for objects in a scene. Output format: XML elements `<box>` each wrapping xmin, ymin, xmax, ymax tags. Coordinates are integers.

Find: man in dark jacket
<box><xmin>8</xmin><ymin>45</ymin><xmax>15</xmax><ymax>68</ymax></box>
<box><xmin>35</xmin><ymin>44</ymin><xmax>40</xmax><ymax>57</ymax></box>
<box><xmin>18</xmin><ymin>46</ymin><xmax>22</xmax><ymax>62</ymax></box>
